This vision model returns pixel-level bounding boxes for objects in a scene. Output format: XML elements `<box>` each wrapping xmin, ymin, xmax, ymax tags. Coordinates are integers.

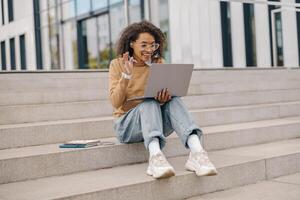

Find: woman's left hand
<box><xmin>155</xmin><ymin>88</ymin><xmax>172</xmax><ymax>104</ymax></box>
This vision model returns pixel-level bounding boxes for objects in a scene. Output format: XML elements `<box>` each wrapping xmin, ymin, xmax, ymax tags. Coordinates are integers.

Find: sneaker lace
<box><xmin>194</xmin><ymin>151</ymin><xmax>213</xmax><ymax>166</ymax></box>
<box><xmin>153</xmin><ymin>154</ymin><xmax>169</xmax><ymax>167</ymax></box>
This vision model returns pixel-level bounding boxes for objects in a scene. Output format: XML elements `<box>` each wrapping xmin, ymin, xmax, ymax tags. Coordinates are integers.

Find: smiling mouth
<box><xmin>142</xmin><ymin>52</ymin><xmax>152</xmax><ymax>57</ymax></box>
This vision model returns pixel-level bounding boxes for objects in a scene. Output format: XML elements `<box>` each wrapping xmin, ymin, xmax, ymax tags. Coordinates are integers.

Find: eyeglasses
<box><xmin>138</xmin><ymin>43</ymin><xmax>160</xmax><ymax>51</ymax></box>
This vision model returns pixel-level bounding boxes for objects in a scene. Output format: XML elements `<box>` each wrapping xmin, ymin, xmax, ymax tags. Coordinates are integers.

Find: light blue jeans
<box><xmin>114</xmin><ymin>97</ymin><xmax>203</xmax><ymax>150</ymax></box>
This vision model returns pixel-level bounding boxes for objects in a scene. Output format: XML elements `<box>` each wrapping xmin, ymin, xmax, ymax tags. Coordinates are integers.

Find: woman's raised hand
<box><xmin>122</xmin><ymin>52</ymin><xmax>137</xmax><ymax>75</ymax></box>
<box><xmin>155</xmin><ymin>88</ymin><xmax>172</xmax><ymax>104</ymax></box>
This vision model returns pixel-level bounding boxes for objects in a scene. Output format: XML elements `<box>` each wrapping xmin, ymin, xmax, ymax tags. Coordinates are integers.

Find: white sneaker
<box><xmin>147</xmin><ymin>153</ymin><xmax>175</xmax><ymax>179</ymax></box>
<box><xmin>185</xmin><ymin>150</ymin><xmax>218</xmax><ymax>176</ymax></box>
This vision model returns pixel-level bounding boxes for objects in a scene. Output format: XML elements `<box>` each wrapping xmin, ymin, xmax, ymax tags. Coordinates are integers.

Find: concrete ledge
<box><xmin>188</xmin><ymin>173</ymin><xmax>300</xmax><ymax>200</ymax></box>
<box><xmin>1</xmin><ymin>139</ymin><xmax>300</xmax><ymax>200</ymax></box>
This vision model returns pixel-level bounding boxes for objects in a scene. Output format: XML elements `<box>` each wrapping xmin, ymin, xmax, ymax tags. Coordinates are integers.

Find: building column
<box><xmin>209</xmin><ymin>0</ymin><xmax>223</xmax><ymax>68</ymax></box>
<box><xmin>254</xmin><ymin>0</ymin><xmax>272</xmax><ymax>67</ymax></box>
<box><xmin>281</xmin><ymin>0</ymin><xmax>299</xmax><ymax>67</ymax></box>
<box><xmin>169</xmin><ymin>0</ymin><xmax>223</xmax><ymax>67</ymax></box>
<box><xmin>230</xmin><ymin>1</ymin><xmax>246</xmax><ymax>68</ymax></box>
<box><xmin>169</xmin><ymin>0</ymin><xmax>191</xmax><ymax>63</ymax></box>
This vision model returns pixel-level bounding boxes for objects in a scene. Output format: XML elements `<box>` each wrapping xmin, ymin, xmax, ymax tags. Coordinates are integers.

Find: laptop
<box><xmin>127</xmin><ymin>63</ymin><xmax>194</xmax><ymax>101</ymax></box>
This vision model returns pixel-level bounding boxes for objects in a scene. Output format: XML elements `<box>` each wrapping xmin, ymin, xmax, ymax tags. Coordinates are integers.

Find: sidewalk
<box><xmin>188</xmin><ymin>172</ymin><xmax>300</xmax><ymax>200</ymax></box>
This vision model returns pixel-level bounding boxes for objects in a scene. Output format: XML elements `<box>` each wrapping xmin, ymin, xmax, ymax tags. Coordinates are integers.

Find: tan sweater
<box><xmin>108</xmin><ymin>57</ymin><xmax>162</xmax><ymax>118</ymax></box>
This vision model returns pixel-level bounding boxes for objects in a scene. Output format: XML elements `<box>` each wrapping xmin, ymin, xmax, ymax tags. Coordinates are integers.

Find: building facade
<box><xmin>0</xmin><ymin>0</ymin><xmax>300</xmax><ymax>71</ymax></box>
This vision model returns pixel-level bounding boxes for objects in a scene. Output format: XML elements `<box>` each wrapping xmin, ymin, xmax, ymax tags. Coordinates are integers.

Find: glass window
<box><xmin>62</xmin><ymin>21</ymin><xmax>78</xmax><ymax>69</ymax></box>
<box><xmin>97</xmin><ymin>14</ymin><xmax>111</xmax><ymax>68</ymax></box>
<box><xmin>243</xmin><ymin>3</ymin><xmax>256</xmax><ymax>66</ymax></box>
<box><xmin>268</xmin><ymin>0</ymin><xmax>283</xmax><ymax>66</ymax></box>
<box><xmin>109</xmin><ymin>2</ymin><xmax>125</xmax><ymax>52</ymax></box>
<box><xmin>62</xmin><ymin>0</ymin><xmax>75</xmax><ymax>20</ymax></box>
<box><xmin>48</xmin><ymin>7</ymin><xmax>57</xmax><ymax>25</ymax></box>
<box><xmin>1</xmin><ymin>0</ymin><xmax>4</xmax><ymax>25</ymax></box>
<box><xmin>76</xmin><ymin>0</ymin><xmax>91</xmax><ymax>15</ymax></box>
<box><xmin>109</xmin><ymin>0</ymin><xmax>122</xmax><ymax>6</ymax></box>
<box><xmin>1</xmin><ymin>41</ymin><xmax>6</xmax><ymax>70</ymax></box>
<box><xmin>9</xmin><ymin>38</ymin><xmax>16</xmax><ymax>70</ymax></box>
<box><xmin>92</xmin><ymin>0</ymin><xmax>108</xmax><ymax>10</ymax></box>
<box><xmin>8</xmin><ymin>0</ymin><xmax>14</xmax><ymax>22</ymax></box>
<box><xmin>19</xmin><ymin>34</ymin><xmax>27</xmax><ymax>70</ymax></box>
<box><xmin>129</xmin><ymin>0</ymin><xmax>141</xmax><ymax>23</ymax></box>
<box><xmin>40</xmin><ymin>5</ymin><xmax>49</xmax><ymax>27</ymax></box>
<box><xmin>48</xmin><ymin>0</ymin><xmax>56</xmax><ymax>8</ymax></box>
<box><xmin>297</xmin><ymin>0</ymin><xmax>300</xmax><ymax>66</ymax></box>
<box><xmin>49</xmin><ymin>24</ymin><xmax>60</xmax><ymax>69</ymax></box>
<box><xmin>78</xmin><ymin>18</ymin><xmax>98</xmax><ymax>69</ymax></box>
<box><xmin>159</xmin><ymin>0</ymin><xmax>170</xmax><ymax>62</ymax></box>
<box><xmin>220</xmin><ymin>1</ymin><xmax>233</xmax><ymax>67</ymax></box>
<box><xmin>41</xmin><ymin>26</ymin><xmax>52</xmax><ymax>69</ymax></box>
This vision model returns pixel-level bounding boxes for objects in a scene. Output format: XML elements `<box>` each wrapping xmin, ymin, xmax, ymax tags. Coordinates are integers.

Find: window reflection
<box><xmin>37</xmin><ymin>0</ymin><xmax>170</xmax><ymax>70</ymax></box>
<box><xmin>110</xmin><ymin>0</ymin><xmax>122</xmax><ymax>6</ymax></box>
<box><xmin>62</xmin><ymin>1</ymin><xmax>75</xmax><ymax>20</ymax></box>
<box><xmin>110</xmin><ymin>2</ymin><xmax>125</xmax><ymax>46</ymax></box>
<box><xmin>129</xmin><ymin>0</ymin><xmax>141</xmax><ymax>23</ymax></box>
<box><xmin>63</xmin><ymin>21</ymin><xmax>78</xmax><ymax>69</ymax></box>
<box><xmin>78</xmin><ymin>18</ymin><xmax>98</xmax><ymax>69</ymax></box>
<box><xmin>92</xmin><ymin>0</ymin><xmax>108</xmax><ymax>10</ymax></box>
<box><xmin>97</xmin><ymin>14</ymin><xmax>111</xmax><ymax>68</ymax></box>
<box><xmin>76</xmin><ymin>0</ymin><xmax>91</xmax><ymax>15</ymax></box>
<box><xmin>159</xmin><ymin>0</ymin><xmax>170</xmax><ymax>62</ymax></box>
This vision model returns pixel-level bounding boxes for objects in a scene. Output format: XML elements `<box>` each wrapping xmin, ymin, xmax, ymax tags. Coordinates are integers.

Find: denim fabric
<box><xmin>114</xmin><ymin>97</ymin><xmax>203</xmax><ymax>150</ymax></box>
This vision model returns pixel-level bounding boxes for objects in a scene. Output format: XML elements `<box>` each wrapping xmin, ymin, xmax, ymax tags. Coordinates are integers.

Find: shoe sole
<box><xmin>185</xmin><ymin>161</ymin><xmax>218</xmax><ymax>176</ymax></box>
<box><xmin>147</xmin><ymin>168</ymin><xmax>175</xmax><ymax>179</ymax></box>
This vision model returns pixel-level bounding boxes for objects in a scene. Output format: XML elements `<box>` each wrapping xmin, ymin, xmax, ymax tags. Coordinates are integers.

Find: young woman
<box><xmin>109</xmin><ymin>21</ymin><xmax>217</xmax><ymax>179</ymax></box>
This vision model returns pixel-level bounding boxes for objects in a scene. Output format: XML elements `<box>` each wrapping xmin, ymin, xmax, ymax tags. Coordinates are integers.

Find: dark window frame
<box><xmin>1</xmin><ymin>0</ymin><xmax>4</xmax><ymax>25</ymax></box>
<box><xmin>33</xmin><ymin>0</ymin><xmax>43</xmax><ymax>69</ymax></box>
<box><xmin>296</xmin><ymin>0</ymin><xmax>300</xmax><ymax>66</ymax></box>
<box><xmin>19</xmin><ymin>34</ymin><xmax>27</xmax><ymax>70</ymax></box>
<box><xmin>8</xmin><ymin>0</ymin><xmax>14</xmax><ymax>22</ymax></box>
<box><xmin>1</xmin><ymin>41</ymin><xmax>6</xmax><ymax>70</ymax></box>
<box><xmin>243</xmin><ymin>3</ymin><xmax>257</xmax><ymax>67</ymax></box>
<box><xmin>268</xmin><ymin>0</ymin><xmax>284</xmax><ymax>66</ymax></box>
<box><xmin>34</xmin><ymin>0</ymin><xmax>146</xmax><ymax>70</ymax></box>
<box><xmin>220</xmin><ymin>1</ymin><xmax>233</xmax><ymax>67</ymax></box>
<box><xmin>9</xmin><ymin>37</ymin><xmax>16</xmax><ymax>70</ymax></box>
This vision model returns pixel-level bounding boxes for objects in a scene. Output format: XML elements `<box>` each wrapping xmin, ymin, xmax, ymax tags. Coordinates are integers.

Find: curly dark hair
<box><xmin>116</xmin><ymin>21</ymin><xmax>166</xmax><ymax>61</ymax></box>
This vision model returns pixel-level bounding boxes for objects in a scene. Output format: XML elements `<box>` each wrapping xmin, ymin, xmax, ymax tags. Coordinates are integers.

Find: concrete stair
<box><xmin>0</xmin><ymin>139</ymin><xmax>300</xmax><ymax>200</ymax></box>
<box><xmin>187</xmin><ymin>172</ymin><xmax>300</xmax><ymax>200</ymax></box>
<box><xmin>0</xmin><ymin>68</ymin><xmax>300</xmax><ymax>200</ymax></box>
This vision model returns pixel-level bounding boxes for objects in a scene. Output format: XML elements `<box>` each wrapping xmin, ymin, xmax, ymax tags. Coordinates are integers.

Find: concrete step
<box><xmin>0</xmin><ymin>109</ymin><xmax>300</xmax><ymax>150</ymax></box>
<box><xmin>0</xmin><ymin>138</ymin><xmax>300</xmax><ymax>200</ymax></box>
<box><xmin>0</xmin><ymin>70</ymin><xmax>299</xmax><ymax>94</ymax></box>
<box><xmin>1</xmin><ymin>78</ymin><xmax>300</xmax><ymax>105</ymax></box>
<box><xmin>1</xmin><ymin>86</ymin><xmax>300</xmax><ymax>109</ymax></box>
<box><xmin>184</xmin><ymin>89</ymin><xmax>300</xmax><ymax>110</ymax></box>
<box><xmin>187</xmin><ymin>172</ymin><xmax>300</xmax><ymax>200</ymax></box>
<box><xmin>1</xmin><ymin>101</ymin><xmax>300</xmax><ymax>149</ymax></box>
<box><xmin>1</xmin><ymin>117</ymin><xmax>300</xmax><ymax>183</ymax></box>
<box><xmin>187</xmin><ymin>80</ymin><xmax>300</xmax><ymax>95</ymax></box>
<box><xmin>0</xmin><ymin>72</ymin><xmax>109</xmax><ymax>91</ymax></box>
<box><xmin>1</xmin><ymin>68</ymin><xmax>299</xmax><ymax>89</ymax></box>
<box><xmin>1</xmin><ymin>95</ymin><xmax>300</xmax><ymax>125</ymax></box>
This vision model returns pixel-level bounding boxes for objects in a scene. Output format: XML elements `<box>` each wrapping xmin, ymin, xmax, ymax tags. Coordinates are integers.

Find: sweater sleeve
<box><xmin>108</xmin><ymin>59</ymin><xmax>129</xmax><ymax>109</ymax></box>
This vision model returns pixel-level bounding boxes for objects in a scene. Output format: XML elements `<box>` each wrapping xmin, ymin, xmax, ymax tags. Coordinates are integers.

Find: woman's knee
<box><xmin>139</xmin><ymin>99</ymin><xmax>160</xmax><ymax>110</ymax></box>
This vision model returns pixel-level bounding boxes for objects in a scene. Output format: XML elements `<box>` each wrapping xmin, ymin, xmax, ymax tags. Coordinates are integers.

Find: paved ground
<box><xmin>188</xmin><ymin>172</ymin><xmax>300</xmax><ymax>200</ymax></box>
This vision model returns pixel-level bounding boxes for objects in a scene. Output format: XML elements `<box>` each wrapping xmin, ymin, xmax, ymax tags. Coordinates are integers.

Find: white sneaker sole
<box><xmin>147</xmin><ymin>167</ymin><xmax>175</xmax><ymax>179</ymax></box>
<box><xmin>185</xmin><ymin>161</ymin><xmax>218</xmax><ymax>176</ymax></box>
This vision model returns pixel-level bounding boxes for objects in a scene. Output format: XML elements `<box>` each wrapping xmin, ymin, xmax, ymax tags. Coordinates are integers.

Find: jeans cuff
<box><xmin>144</xmin><ymin>131</ymin><xmax>167</xmax><ymax>150</ymax></box>
<box><xmin>183</xmin><ymin>128</ymin><xmax>203</xmax><ymax>149</ymax></box>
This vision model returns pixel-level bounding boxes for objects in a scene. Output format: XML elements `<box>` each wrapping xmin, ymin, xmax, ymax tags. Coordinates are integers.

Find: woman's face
<box><xmin>131</xmin><ymin>32</ymin><xmax>159</xmax><ymax>63</ymax></box>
